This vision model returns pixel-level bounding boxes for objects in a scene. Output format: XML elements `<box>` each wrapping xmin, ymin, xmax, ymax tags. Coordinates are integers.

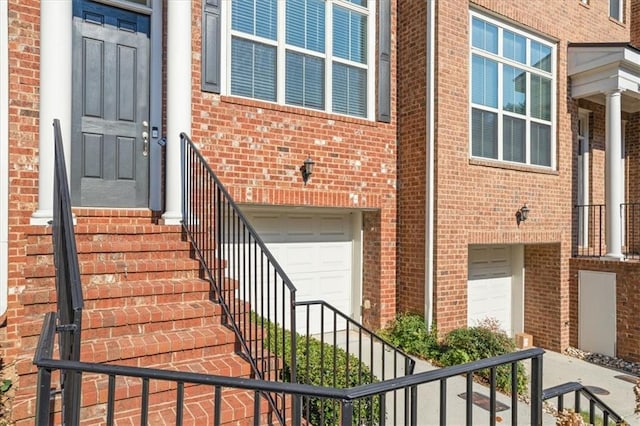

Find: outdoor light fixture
<box><xmin>516</xmin><ymin>204</ymin><xmax>530</xmax><ymax>226</ymax></box>
<box><xmin>300</xmin><ymin>155</ymin><xmax>315</xmax><ymax>185</ymax></box>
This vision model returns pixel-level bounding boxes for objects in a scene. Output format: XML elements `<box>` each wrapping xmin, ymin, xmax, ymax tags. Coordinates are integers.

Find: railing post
<box><xmin>35</xmin><ymin>367</ymin><xmax>53</xmax><ymax>425</ymax></box>
<box><xmin>180</xmin><ymin>134</ymin><xmax>186</xmax><ymax>222</ymax></box>
<box><xmin>340</xmin><ymin>400</ymin><xmax>354</xmax><ymax>426</ymax></box>
<box><xmin>530</xmin><ymin>353</ymin><xmax>543</xmax><ymax>426</ymax></box>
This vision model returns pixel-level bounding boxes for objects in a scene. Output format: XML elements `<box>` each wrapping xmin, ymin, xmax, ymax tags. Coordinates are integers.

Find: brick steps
<box><xmin>80</xmin><ymin>384</ymin><xmax>273</xmax><ymax>426</ymax></box>
<box><xmin>22</xmin><ymin>257</ymin><xmax>203</xmax><ymax>280</ymax></box>
<box><xmin>12</xmin><ymin>211</ymin><xmax>266</xmax><ymax>425</ymax></box>
<box><xmin>20</xmin><ymin>277</ymin><xmax>213</xmax><ymax>312</ymax></box>
<box><xmin>27</xmin><ymin>236</ymin><xmax>192</xmax><ymax>256</ymax></box>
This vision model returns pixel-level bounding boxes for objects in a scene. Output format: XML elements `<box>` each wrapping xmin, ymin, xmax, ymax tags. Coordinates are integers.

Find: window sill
<box><xmin>219</xmin><ymin>95</ymin><xmax>380</xmax><ymax>127</ymax></box>
<box><xmin>608</xmin><ymin>17</ymin><xmax>626</xmax><ymax>27</ymax></box>
<box><xmin>469</xmin><ymin>157</ymin><xmax>559</xmax><ymax>175</ymax></box>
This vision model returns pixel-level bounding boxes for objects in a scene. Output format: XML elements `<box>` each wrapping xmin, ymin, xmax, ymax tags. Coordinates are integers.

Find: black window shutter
<box><xmin>377</xmin><ymin>0</ymin><xmax>391</xmax><ymax>122</ymax></box>
<box><xmin>202</xmin><ymin>0</ymin><xmax>221</xmax><ymax>93</ymax></box>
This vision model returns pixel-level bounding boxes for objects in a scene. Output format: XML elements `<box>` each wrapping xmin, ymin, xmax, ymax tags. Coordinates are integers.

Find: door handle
<box><xmin>142</xmin><ymin>131</ymin><xmax>149</xmax><ymax>156</ymax></box>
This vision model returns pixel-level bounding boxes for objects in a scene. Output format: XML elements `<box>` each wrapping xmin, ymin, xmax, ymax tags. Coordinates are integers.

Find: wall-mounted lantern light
<box><xmin>300</xmin><ymin>155</ymin><xmax>315</xmax><ymax>185</ymax></box>
<box><xmin>516</xmin><ymin>203</ymin><xmax>530</xmax><ymax>226</ymax></box>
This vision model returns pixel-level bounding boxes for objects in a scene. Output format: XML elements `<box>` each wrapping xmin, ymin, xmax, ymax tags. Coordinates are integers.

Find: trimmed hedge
<box><xmin>263</xmin><ymin>322</ymin><xmax>380</xmax><ymax>425</ymax></box>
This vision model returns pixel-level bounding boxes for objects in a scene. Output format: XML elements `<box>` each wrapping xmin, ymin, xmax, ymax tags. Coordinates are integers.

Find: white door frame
<box><xmin>467</xmin><ymin>245</ymin><xmax>524</xmax><ymax>336</ymax></box>
<box><xmin>577</xmin><ymin>109</ymin><xmax>590</xmax><ymax>247</ymax></box>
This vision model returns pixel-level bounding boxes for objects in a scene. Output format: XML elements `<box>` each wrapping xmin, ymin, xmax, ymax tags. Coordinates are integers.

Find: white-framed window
<box><xmin>469</xmin><ymin>11</ymin><xmax>556</xmax><ymax>168</ymax></box>
<box><xmin>610</xmin><ymin>0</ymin><xmax>624</xmax><ymax>21</ymax></box>
<box><xmin>224</xmin><ymin>0</ymin><xmax>375</xmax><ymax>120</ymax></box>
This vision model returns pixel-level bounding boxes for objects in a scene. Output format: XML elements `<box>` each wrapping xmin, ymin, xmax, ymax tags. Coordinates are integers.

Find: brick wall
<box><xmin>524</xmin><ymin>244</ymin><xmax>563</xmax><ymax>351</ymax></box>
<box><xmin>188</xmin><ymin>0</ymin><xmax>399</xmax><ymax>329</ymax></box>
<box><xmin>397</xmin><ymin>0</ymin><xmax>427</xmax><ymax>315</ymax></box>
<box><xmin>4</xmin><ymin>0</ymin><xmax>41</xmax><ymax>361</ymax></box>
<box><xmin>1</xmin><ymin>0</ymin><xmax>399</xmax><ymax>369</ymax></box>
<box><xmin>570</xmin><ymin>258</ymin><xmax>640</xmax><ymax>362</ymax></box>
<box><xmin>632</xmin><ymin>0</ymin><xmax>640</xmax><ymax>45</ymax></box>
<box><xmin>398</xmin><ymin>0</ymin><xmax>631</xmax><ymax>339</ymax></box>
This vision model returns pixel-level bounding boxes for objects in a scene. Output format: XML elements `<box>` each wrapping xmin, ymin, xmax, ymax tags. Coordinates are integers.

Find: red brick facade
<box><xmin>5</xmin><ymin>0</ymin><xmax>640</xmax><ymax>385</ymax></box>
<box><xmin>189</xmin><ymin>0</ymin><xmax>399</xmax><ymax>329</ymax></box>
<box><xmin>570</xmin><ymin>259</ymin><xmax>640</xmax><ymax>362</ymax></box>
<box><xmin>1</xmin><ymin>0</ymin><xmax>399</xmax><ymax>369</ymax></box>
<box><xmin>4</xmin><ymin>0</ymin><xmax>41</xmax><ymax>362</ymax></box>
<box><xmin>398</xmin><ymin>0</ymin><xmax>633</xmax><ymax>351</ymax></box>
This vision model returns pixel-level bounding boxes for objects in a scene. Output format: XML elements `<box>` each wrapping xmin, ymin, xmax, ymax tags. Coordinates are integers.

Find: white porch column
<box><xmin>604</xmin><ymin>90</ymin><xmax>624</xmax><ymax>259</ymax></box>
<box><xmin>31</xmin><ymin>0</ymin><xmax>72</xmax><ymax>225</ymax></box>
<box><xmin>161</xmin><ymin>0</ymin><xmax>192</xmax><ymax>225</ymax></box>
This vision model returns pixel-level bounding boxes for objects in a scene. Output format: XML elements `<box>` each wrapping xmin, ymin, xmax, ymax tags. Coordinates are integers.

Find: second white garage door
<box><xmin>468</xmin><ymin>246</ymin><xmax>513</xmax><ymax>335</ymax></box>
<box><xmin>246</xmin><ymin>210</ymin><xmax>356</xmax><ymax>335</ymax></box>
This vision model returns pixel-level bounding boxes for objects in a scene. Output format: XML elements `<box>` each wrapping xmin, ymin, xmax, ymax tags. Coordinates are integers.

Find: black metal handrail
<box><xmin>33</xmin><ymin>304</ymin><xmax>546</xmax><ymax>425</ymax></box>
<box><xmin>542</xmin><ymin>381</ymin><xmax>624</xmax><ymax>424</ymax></box>
<box><xmin>180</xmin><ymin>133</ymin><xmax>415</xmax><ymax>424</ymax></box>
<box><xmin>575</xmin><ymin>203</ymin><xmax>640</xmax><ymax>260</ymax></box>
<box><xmin>622</xmin><ymin>202</ymin><xmax>640</xmax><ymax>259</ymax></box>
<box><xmin>34</xmin><ymin>119</ymin><xmax>85</xmax><ymax>425</ymax></box>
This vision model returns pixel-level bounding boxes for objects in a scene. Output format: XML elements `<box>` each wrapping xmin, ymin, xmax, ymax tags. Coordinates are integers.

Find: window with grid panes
<box><xmin>470</xmin><ymin>11</ymin><xmax>556</xmax><ymax>167</ymax></box>
<box><xmin>229</xmin><ymin>0</ymin><xmax>373</xmax><ymax>119</ymax></box>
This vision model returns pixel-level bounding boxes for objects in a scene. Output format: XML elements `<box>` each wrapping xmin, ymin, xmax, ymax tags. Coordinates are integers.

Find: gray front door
<box><xmin>71</xmin><ymin>0</ymin><xmax>150</xmax><ymax>207</ymax></box>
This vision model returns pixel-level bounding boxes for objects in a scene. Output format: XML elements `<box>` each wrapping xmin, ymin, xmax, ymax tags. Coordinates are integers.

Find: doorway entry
<box><xmin>71</xmin><ymin>0</ymin><xmax>150</xmax><ymax>207</ymax></box>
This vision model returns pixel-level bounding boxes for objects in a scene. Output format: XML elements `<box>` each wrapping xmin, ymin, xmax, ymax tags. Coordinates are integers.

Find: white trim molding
<box><xmin>0</xmin><ymin>0</ymin><xmax>8</xmax><ymax>319</ymax></box>
<box><xmin>161</xmin><ymin>0</ymin><xmax>192</xmax><ymax>225</ymax></box>
<box><xmin>32</xmin><ymin>0</ymin><xmax>73</xmax><ymax>225</ymax></box>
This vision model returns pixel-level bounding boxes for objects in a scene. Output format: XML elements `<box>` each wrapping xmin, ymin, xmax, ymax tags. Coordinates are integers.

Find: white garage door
<box><xmin>246</xmin><ymin>210</ymin><xmax>354</xmax><ymax>335</ymax></box>
<box><xmin>468</xmin><ymin>246</ymin><xmax>513</xmax><ymax>335</ymax></box>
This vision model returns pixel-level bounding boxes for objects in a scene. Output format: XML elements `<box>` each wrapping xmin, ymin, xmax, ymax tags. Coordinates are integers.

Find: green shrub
<box><xmin>439</xmin><ymin>326</ymin><xmax>527</xmax><ymax>395</ymax></box>
<box><xmin>381</xmin><ymin>313</ymin><xmax>528</xmax><ymax>395</ymax></box>
<box><xmin>381</xmin><ymin>313</ymin><xmax>439</xmax><ymax>359</ymax></box>
<box><xmin>263</xmin><ymin>322</ymin><xmax>380</xmax><ymax>426</ymax></box>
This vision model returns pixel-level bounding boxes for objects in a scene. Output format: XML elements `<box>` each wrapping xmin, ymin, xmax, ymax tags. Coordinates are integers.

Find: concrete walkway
<box><xmin>330</xmin><ymin>331</ymin><xmax>639</xmax><ymax>425</ymax></box>
<box><xmin>540</xmin><ymin>350</ymin><xmax>639</xmax><ymax>425</ymax></box>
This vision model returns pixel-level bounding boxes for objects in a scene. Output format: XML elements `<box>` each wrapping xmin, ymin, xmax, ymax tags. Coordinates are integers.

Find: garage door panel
<box><xmin>318</xmin><ymin>244</ymin><xmax>351</xmax><ymax>270</ymax></box>
<box><xmin>468</xmin><ymin>246</ymin><xmax>512</xmax><ymax>335</ymax></box>
<box><xmin>285</xmin><ymin>216</ymin><xmax>315</xmax><ymax>240</ymax></box>
<box><xmin>243</xmin><ymin>210</ymin><xmax>354</xmax><ymax>335</ymax></box>
<box><xmin>248</xmin><ymin>215</ymin><xmax>282</xmax><ymax>242</ymax></box>
<box><xmin>320</xmin><ymin>216</ymin><xmax>350</xmax><ymax>238</ymax></box>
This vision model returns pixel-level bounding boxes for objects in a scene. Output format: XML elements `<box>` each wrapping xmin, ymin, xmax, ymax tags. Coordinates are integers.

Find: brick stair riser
<box><xmin>16</xmin><ymin>340</ymin><xmax>242</xmax><ymax>390</ymax></box>
<box><xmin>79</xmin><ymin>386</ymin><xmax>272</xmax><ymax>426</ymax></box>
<box><xmin>28</xmin><ymin>250</ymin><xmax>195</xmax><ymax>268</ymax></box>
<box><xmin>22</xmin><ymin>258</ymin><xmax>203</xmax><ymax>280</ymax></box>
<box><xmin>14</xmin><ymin>363</ymin><xmax>262</xmax><ymax>424</ymax></box>
<box><xmin>19</xmin><ymin>279</ymin><xmax>215</xmax><ymax>309</ymax></box>
<box><xmin>18</xmin><ymin>301</ymin><xmax>224</xmax><ymax>337</ymax></box>
<box><xmin>26</xmin><ymin>237</ymin><xmax>192</xmax><ymax>256</ymax></box>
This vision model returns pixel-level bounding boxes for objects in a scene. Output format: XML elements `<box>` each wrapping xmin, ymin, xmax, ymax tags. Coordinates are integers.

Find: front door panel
<box><xmin>72</xmin><ymin>0</ymin><xmax>150</xmax><ymax>207</ymax></box>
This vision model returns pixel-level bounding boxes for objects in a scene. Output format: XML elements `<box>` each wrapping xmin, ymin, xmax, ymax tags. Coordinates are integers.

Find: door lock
<box><xmin>142</xmin><ymin>131</ymin><xmax>149</xmax><ymax>156</ymax></box>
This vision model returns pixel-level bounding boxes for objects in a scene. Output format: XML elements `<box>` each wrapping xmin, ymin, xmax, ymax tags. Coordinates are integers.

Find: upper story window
<box><xmin>469</xmin><ymin>11</ymin><xmax>556</xmax><ymax>168</ymax></box>
<box><xmin>228</xmin><ymin>0</ymin><xmax>375</xmax><ymax>119</ymax></box>
<box><xmin>610</xmin><ymin>0</ymin><xmax>624</xmax><ymax>21</ymax></box>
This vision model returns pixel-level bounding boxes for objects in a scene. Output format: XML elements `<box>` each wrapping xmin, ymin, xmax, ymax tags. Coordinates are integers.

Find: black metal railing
<box><xmin>33</xmin><ymin>310</ymin><xmax>547</xmax><ymax>426</ymax></box>
<box><xmin>34</xmin><ymin>119</ymin><xmax>85</xmax><ymax>425</ymax></box>
<box><xmin>574</xmin><ymin>204</ymin><xmax>605</xmax><ymax>257</ymax></box>
<box><xmin>575</xmin><ymin>203</ymin><xmax>640</xmax><ymax>260</ymax></box>
<box><xmin>542</xmin><ymin>381</ymin><xmax>624</xmax><ymax>424</ymax></box>
<box><xmin>622</xmin><ymin>202</ymin><xmax>640</xmax><ymax>259</ymax></box>
<box><xmin>180</xmin><ymin>133</ymin><xmax>415</xmax><ymax>424</ymax></box>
